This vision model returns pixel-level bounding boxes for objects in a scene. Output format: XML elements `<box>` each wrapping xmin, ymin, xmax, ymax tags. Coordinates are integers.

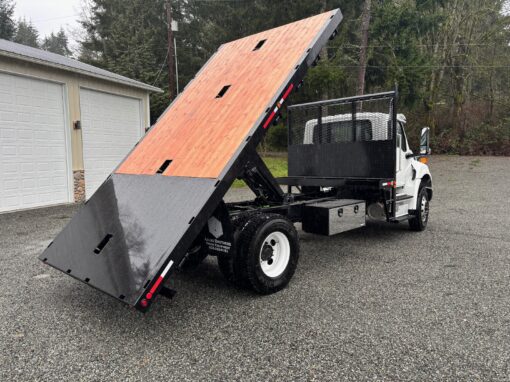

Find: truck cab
<box><xmin>394</xmin><ymin>115</ymin><xmax>432</xmax><ymax>218</ymax></box>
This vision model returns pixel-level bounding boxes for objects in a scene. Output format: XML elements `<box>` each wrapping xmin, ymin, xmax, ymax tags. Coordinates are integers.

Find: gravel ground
<box><xmin>0</xmin><ymin>155</ymin><xmax>509</xmax><ymax>381</ymax></box>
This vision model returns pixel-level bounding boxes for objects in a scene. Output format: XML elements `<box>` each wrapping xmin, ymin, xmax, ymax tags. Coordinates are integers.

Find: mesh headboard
<box><xmin>287</xmin><ymin>92</ymin><xmax>397</xmax><ymax>179</ymax></box>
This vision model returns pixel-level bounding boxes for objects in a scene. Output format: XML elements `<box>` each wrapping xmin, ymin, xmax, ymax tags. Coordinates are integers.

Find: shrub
<box><xmin>264</xmin><ymin>123</ymin><xmax>288</xmax><ymax>151</ymax></box>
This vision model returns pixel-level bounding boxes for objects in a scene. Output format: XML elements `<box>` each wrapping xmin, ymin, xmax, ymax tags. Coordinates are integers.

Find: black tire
<box><xmin>217</xmin><ymin>212</ymin><xmax>258</xmax><ymax>287</ymax></box>
<box><xmin>236</xmin><ymin>213</ymin><xmax>299</xmax><ymax>294</ymax></box>
<box><xmin>409</xmin><ymin>185</ymin><xmax>430</xmax><ymax>231</ymax></box>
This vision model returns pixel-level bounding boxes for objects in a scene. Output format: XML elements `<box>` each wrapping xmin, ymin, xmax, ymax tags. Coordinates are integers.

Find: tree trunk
<box><xmin>166</xmin><ymin>0</ymin><xmax>175</xmax><ymax>100</ymax></box>
<box><xmin>357</xmin><ymin>0</ymin><xmax>371</xmax><ymax>96</ymax></box>
<box><xmin>488</xmin><ymin>41</ymin><xmax>497</xmax><ymax>122</ymax></box>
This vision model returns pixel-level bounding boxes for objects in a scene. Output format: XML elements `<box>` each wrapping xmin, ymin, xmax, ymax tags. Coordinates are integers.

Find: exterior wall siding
<box><xmin>0</xmin><ymin>56</ymin><xmax>153</xmax><ymax>204</ymax></box>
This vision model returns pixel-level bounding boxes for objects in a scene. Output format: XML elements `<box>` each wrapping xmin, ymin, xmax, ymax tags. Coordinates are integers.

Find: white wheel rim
<box><xmin>421</xmin><ymin>195</ymin><xmax>429</xmax><ymax>223</ymax></box>
<box><xmin>259</xmin><ymin>231</ymin><xmax>290</xmax><ymax>278</ymax></box>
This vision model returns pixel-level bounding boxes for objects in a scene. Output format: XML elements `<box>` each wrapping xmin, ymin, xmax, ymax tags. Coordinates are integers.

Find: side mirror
<box><xmin>420</xmin><ymin>127</ymin><xmax>431</xmax><ymax>155</ymax></box>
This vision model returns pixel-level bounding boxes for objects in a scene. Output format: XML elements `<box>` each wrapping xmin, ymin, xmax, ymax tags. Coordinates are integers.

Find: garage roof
<box><xmin>0</xmin><ymin>39</ymin><xmax>162</xmax><ymax>93</ymax></box>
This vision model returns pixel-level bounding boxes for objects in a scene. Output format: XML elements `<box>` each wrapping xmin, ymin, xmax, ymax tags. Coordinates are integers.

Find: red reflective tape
<box><xmin>263</xmin><ymin>111</ymin><xmax>276</xmax><ymax>129</ymax></box>
<box><xmin>263</xmin><ymin>84</ymin><xmax>294</xmax><ymax>129</ymax></box>
<box><xmin>149</xmin><ymin>276</ymin><xmax>164</xmax><ymax>295</ymax></box>
<box><xmin>262</xmin><ymin>84</ymin><xmax>294</xmax><ymax>129</ymax></box>
<box><xmin>282</xmin><ymin>83</ymin><xmax>294</xmax><ymax>100</ymax></box>
<box><xmin>145</xmin><ymin>260</ymin><xmax>174</xmax><ymax>301</ymax></box>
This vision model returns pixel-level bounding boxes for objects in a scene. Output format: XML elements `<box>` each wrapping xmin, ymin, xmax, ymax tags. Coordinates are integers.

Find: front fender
<box><xmin>411</xmin><ymin>160</ymin><xmax>433</xmax><ymax>205</ymax></box>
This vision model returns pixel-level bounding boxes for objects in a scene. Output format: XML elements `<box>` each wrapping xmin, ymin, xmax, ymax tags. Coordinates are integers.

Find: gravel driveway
<box><xmin>0</xmin><ymin>155</ymin><xmax>509</xmax><ymax>381</ymax></box>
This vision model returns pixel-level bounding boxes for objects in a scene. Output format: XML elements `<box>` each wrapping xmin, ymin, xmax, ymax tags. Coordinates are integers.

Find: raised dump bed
<box><xmin>39</xmin><ymin>10</ymin><xmax>343</xmax><ymax>311</ymax></box>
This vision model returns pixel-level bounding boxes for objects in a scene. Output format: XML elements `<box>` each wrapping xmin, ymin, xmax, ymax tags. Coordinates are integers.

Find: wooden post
<box><xmin>166</xmin><ymin>0</ymin><xmax>175</xmax><ymax>100</ymax></box>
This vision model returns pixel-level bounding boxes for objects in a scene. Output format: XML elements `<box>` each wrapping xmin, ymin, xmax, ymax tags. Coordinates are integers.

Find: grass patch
<box><xmin>231</xmin><ymin>155</ymin><xmax>288</xmax><ymax>188</ymax></box>
<box><xmin>469</xmin><ymin>158</ymin><xmax>481</xmax><ymax>170</ymax></box>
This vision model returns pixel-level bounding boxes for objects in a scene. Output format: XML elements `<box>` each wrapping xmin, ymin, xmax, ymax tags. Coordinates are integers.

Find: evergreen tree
<box><xmin>14</xmin><ymin>18</ymin><xmax>39</xmax><ymax>48</ymax></box>
<box><xmin>78</xmin><ymin>0</ymin><xmax>510</xmax><ymax>154</ymax></box>
<box><xmin>368</xmin><ymin>0</ymin><xmax>435</xmax><ymax>106</ymax></box>
<box><xmin>0</xmin><ymin>0</ymin><xmax>15</xmax><ymax>40</ymax></box>
<box><xmin>42</xmin><ymin>28</ymin><xmax>71</xmax><ymax>56</ymax></box>
<box><xmin>80</xmin><ymin>0</ymin><xmax>169</xmax><ymax>119</ymax></box>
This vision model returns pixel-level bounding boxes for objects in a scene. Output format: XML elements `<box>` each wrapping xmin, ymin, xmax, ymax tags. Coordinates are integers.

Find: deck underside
<box><xmin>41</xmin><ymin>174</ymin><xmax>216</xmax><ymax>305</ymax></box>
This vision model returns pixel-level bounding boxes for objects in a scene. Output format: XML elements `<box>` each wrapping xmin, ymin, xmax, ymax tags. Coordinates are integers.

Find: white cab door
<box><xmin>80</xmin><ymin>89</ymin><xmax>143</xmax><ymax>198</ymax></box>
<box><xmin>395</xmin><ymin>122</ymin><xmax>414</xmax><ymax>191</ymax></box>
<box><xmin>0</xmin><ymin>72</ymin><xmax>71</xmax><ymax>212</ymax></box>
<box><xmin>395</xmin><ymin>122</ymin><xmax>416</xmax><ymax>216</ymax></box>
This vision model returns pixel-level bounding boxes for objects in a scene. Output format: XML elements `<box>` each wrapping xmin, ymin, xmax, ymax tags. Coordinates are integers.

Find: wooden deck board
<box><xmin>116</xmin><ymin>11</ymin><xmax>336</xmax><ymax>179</ymax></box>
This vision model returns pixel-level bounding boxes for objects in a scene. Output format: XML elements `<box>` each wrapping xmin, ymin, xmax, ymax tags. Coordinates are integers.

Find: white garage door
<box><xmin>0</xmin><ymin>72</ymin><xmax>71</xmax><ymax>213</ymax></box>
<box><xmin>80</xmin><ymin>89</ymin><xmax>143</xmax><ymax>198</ymax></box>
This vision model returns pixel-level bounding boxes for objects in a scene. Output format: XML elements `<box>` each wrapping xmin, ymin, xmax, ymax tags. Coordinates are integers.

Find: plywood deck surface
<box><xmin>116</xmin><ymin>10</ymin><xmax>336</xmax><ymax>179</ymax></box>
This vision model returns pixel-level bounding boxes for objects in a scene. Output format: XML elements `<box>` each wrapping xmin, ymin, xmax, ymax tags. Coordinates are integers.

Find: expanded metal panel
<box><xmin>288</xmin><ymin>93</ymin><xmax>396</xmax><ymax>179</ymax></box>
<box><xmin>289</xmin><ymin>97</ymin><xmax>394</xmax><ymax>145</ymax></box>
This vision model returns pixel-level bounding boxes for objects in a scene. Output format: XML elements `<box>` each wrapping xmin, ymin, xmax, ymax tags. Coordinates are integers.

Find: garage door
<box><xmin>80</xmin><ymin>89</ymin><xmax>143</xmax><ymax>198</ymax></box>
<box><xmin>0</xmin><ymin>72</ymin><xmax>70</xmax><ymax>213</ymax></box>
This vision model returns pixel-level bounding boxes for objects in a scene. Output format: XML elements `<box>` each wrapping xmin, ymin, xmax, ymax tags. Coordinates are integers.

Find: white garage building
<box><xmin>0</xmin><ymin>39</ymin><xmax>162</xmax><ymax>213</ymax></box>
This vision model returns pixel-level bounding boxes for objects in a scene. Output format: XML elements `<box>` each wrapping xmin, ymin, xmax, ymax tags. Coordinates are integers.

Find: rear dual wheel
<box><xmin>218</xmin><ymin>213</ymin><xmax>299</xmax><ymax>294</ymax></box>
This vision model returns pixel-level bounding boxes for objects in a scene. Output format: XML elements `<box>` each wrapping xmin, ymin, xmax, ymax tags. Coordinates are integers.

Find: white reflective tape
<box><xmin>161</xmin><ymin>260</ymin><xmax>174</xmax><ymax>277</ymax></box>
<box><xmin>279</xmin><ymin>97</ymin><xmax>285</xmax><ymax>104</ymax></box>
<box><xmin>273</xmin><ymin>106</ymin><xmax>279</xmax><ymax>113</ymax></box>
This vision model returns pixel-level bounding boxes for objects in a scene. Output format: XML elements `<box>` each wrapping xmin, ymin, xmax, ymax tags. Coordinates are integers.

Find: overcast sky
<box><xmin>13</xmin><ymin>0</ymin><xmax>82</xmax><ymax>44</ymax></box>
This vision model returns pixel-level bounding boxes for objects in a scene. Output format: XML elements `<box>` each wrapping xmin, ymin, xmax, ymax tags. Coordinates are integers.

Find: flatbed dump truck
<box><xmin>39</xmin><ymin>9</ymin><xmax>433</xmax><ymax>312</ymax></box>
